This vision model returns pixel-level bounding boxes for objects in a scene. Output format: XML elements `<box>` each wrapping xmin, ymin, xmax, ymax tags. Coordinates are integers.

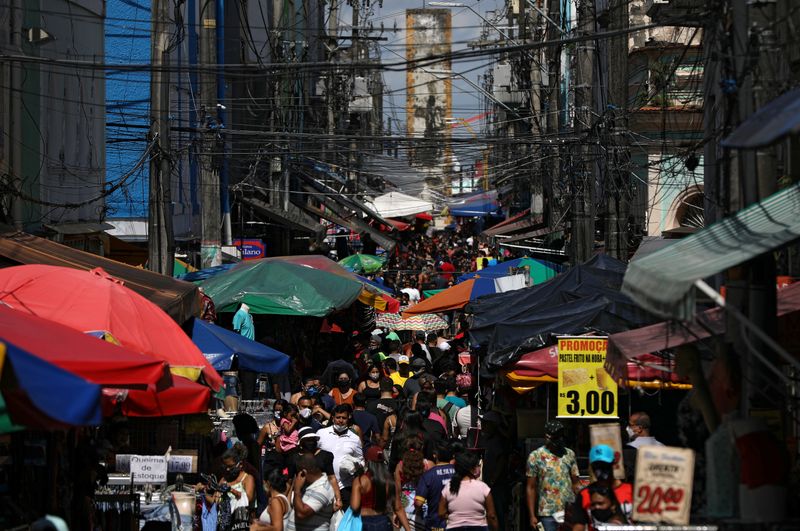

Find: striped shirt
<box><xmin>287</xmin><ymin>476</ymin><xmax>334</xmax><ymax>531</ymax></box>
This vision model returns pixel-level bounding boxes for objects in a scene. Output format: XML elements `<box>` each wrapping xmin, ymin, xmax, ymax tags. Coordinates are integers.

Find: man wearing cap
<box><xmin>390</xmin><ymin>356</ymin><xmax>414</xmax><ymax>387</ymax></box>
<box><xmin>526</xmin><ymin>420</ymin><xmax>580</xmax><ymax>531</ymax></box>
<box><xmin>569</xmin><ymin>444</ymin><xmax>633</xmax><ymax>530</ymax></box>
<box><xmin>294</xmin><ymin>426</ymin><xmax>343</xmax><ymax>511</ymax></box>
<box><xmin>403</xmin><ymin>357</ymin><xmax>431</xmax><ymax>397</ymax></box>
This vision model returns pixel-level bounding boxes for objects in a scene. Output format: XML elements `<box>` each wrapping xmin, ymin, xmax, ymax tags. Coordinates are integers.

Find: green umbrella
<box><xmin>338</xmin><ymin>254</ymin><xmax>386</xmax><ymax>274</ymax></box>
<box><xmin>200</xmin><ymin>258</ymin><xmax>364</xmax><ymax>316</ymax></box>
<box><xmin>0</xmin><ymin>392</ymin><xmax>23</xmax><ymax>434</ymax></box>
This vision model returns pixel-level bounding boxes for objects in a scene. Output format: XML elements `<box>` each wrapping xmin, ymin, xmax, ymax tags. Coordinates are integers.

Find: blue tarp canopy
<box><xmin>191</xmin><ymin>319</ymin><xmax>290</xmax><ymax>374</ymax></box>
<box><xmin>179</xmin><ymin>263</ymin><xmax>237</xmax><ymax>283</ymax></box>
<box><xmin>2</xmin><ymin>341</ymin><xmax>102</xmax><ymax>427</ymax></box>
<box><xmin>447</xmin><ymin>190</ymin><xmax>502</xmax><ymax>217</ymax></box>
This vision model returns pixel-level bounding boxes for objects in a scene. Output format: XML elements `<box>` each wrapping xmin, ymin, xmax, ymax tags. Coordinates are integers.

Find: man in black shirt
<box><xmin>352</xmin><ymin>393</ymin><xmax>380</xmax><ymax>446</ymax></box>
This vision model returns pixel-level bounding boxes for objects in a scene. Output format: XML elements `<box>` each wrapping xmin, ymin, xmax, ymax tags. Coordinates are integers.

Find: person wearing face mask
<box><xmin>569</xmin><ymin>445</ymin><xmax>632</xmax><ymax>531</ymax></box>
<box><xmin>317</xmin><ymin>405</ymin><xmax>365</xmax><ymax>507</ymax></box>
<box><xmin>525</xmin><ymin>421</ymin><xmax>580</xmax><ymax>531</ymax></box>
<box><xmin>358</xmin><ymin>364</ymin><xmax>383</xmax><ymax>411</ymax></box>
<box><xmin>570</xmin><ymin>484</ymin><xmax>628</xmax><ymax>530</ymax></box>
<box><xmin>297</xmin><ymin>395</ymin><xmax>323</xmax><ymax>431</ymax></box>
<box><xmin>258</xmin><ymin>399</ymin><xmax>288</xmax><ymax>447</ymax></box>
<box><xmin>292</xmin><ymin>427</ymin><xmax>344</xmax><ymax>512</ymax></box>
<box><xmin>330</xmin><ymin>372</ymin><xmax>355</xmax><ymax>406</ymax></box>
<box><xmin>220</xmin><ymin>446</ymin><xmax>256</xmax><ymax>522</ymax></box>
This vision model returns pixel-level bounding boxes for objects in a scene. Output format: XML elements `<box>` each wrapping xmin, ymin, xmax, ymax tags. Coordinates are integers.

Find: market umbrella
<box><xmin>402</xmin><ymin>277</ymin><xmax>496</xmax><ymax>317</ymax></box>
<box><xmin>103</xmin><ymin>376</ymin><xmax>211</xmax><ymax>417</ymax></box>
<box><xmin>0</xmin><ymin>305</ymin><xmax>169</xmax><ymax>388</ymax></box>
<box><xmin>338</xmin><ymin>254</ymin><xmax>386</xmax><ymax>274</ymax></box>
<box><xmin>192</xmin><ymin>319</ymin><xmax>290</xmax><ymax>374</ymax></box>
<box><xmin>200</xmin><ymin>257</ymin><xmax>365</xmax><ymax>316</ymax></box>
<box><xmin>376</xmin><ymin>312</ymin><xmax>448</xmax><ymax>332</ymax></box>
<box><xmin>179</xmin><ymin>263</ymin><xmax>238</xmax><ymax>283</ymax></box>
<box><xmin>0</xmin><ymin>264</ymin><xmax>222</xmax><ymax>390</ymax></box>
<box><xmin>458</xmin><ymin>257</ymin><xmax>562</xmax><ymax>284</ymax></box>
<box><xmin>1</xmin><ymin>341</ymin><xmax>102</xmax><ymax>428</ymax></box>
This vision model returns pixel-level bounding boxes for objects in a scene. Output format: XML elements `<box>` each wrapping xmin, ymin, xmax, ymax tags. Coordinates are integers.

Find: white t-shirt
<box><xmin>287</xmin><ymin>476</ymin><xmax>334</xmax><ymax>531</ymax></box>
<box><xmin>629</xmin><ymin>436</ymin><xmax>664</xmax><ymax>449</ymax></box>
<box><xmin>455</xmin><ymin>406</ymin><xmax>479</xmax><ymax>439</ymax></box>
<box><xmin>316</xmin><ymin>426</ymin><xmax>364</xmax><ymax>488</ymax></box>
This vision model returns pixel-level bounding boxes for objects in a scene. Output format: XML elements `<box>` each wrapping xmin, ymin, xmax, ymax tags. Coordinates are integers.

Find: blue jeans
<box><xmin>223</xmin><ymin>373</ymin><xmax>239</xmax><ymax>397</ymax></box>
<box><xmin>539</xmin><ymin>516</ymin><xmax>558</xmax><ymax>531</ymax></box>
<box><xmin>361</xmin><ymin>515</ymin><xmax>393</xmax><ymax>531</ymax></box>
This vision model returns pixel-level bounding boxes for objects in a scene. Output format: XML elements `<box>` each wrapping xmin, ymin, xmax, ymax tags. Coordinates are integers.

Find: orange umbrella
<box><xmin>402</xmin><ymin>277</ymin><xmax>496</xmax><ymax>317</ymax></box>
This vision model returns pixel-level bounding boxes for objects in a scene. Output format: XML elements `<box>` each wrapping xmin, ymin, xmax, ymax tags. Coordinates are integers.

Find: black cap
<box><xmin>544</xmin><ymin>420</ymin><xmax>565</xmax><ymax>437</ymax></box>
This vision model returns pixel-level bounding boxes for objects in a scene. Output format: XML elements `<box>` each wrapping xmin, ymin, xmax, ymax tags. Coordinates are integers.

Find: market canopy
<box><xmin>458</xmin><ymin>257</ymin><xmax>563</xmax><ymax>284</ymax></box>
<box><xmin>607</xmin><ymin>281</ymin><xmax>800</xmax><ymax>381</ymax></box>
<box><xmin>339</xmin><ymin>254</ymin><xmax>386</xmax><ymax>274</ymax></box>
<box><xmin>0</xmin><ymin>230</ymin><xmax>198</xmax><ymax>323</ymax></box>
<box><xmin>0</xmin><ymin>265</ymin><xmax>222</xmax><ymax>390</ymax></box>
<box><xmin>1</xmin><ymin>341</ymin><xmax>102</xmax><ymax>428</ymax></box>
<box><xmin>402</xmin><ymin>277</ymin><xmax>496</xmax><ymax>316</ymax></box>
<box><xmin>0</xmin><ymin>305</ymin><xmax>169</xmax><ymax>388</ymax></box>
<box><xmin>104</xmin><ymin>376</ymin><xmax>211</xmax><ymax>417</ymax></box>
<box><xmin>622</xmin><ymin>182</ymin><xmax>800</xmax><ymax>320</ymax></box>
<box><xmin>369</xmin><ymin>192</ymin><xmax>433</xmax><ymax>218</ymax></box>
<box><xmin>192</xmin><ymin>319</ymin><xmax>290</xmax><ymax>374</ymax></box>
<box><xmin>375</xmin><ymin>312</ymin><xmax>448</xmax><ymax>332</ymax></box>
<box><xmin>722</xmin><ymin>87</ymin><xmax>800</xmax><ymax>149</ymax></box>
<box><xmin>469</xmin><ymin>255</ymin><xmax>655</xmax><ymax>369</ymax></box>
<box><xmin>482</xmin><ymin>209</ymin><xmax>535</xmax><ymax>237</ymax></box>
<box><xmin>200</xmin><ymin>257</ymin><xmax>364</xmax><ymax>316</ymax></box>
<box><xmin>446</xmin><ymin>190</ymin><xmax>502</xmax><ymax>217</ymax></box>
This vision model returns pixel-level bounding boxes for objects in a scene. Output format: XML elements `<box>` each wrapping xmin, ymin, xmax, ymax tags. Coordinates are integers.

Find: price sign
<box><xmin>633</xmin><ymin>445</ymin><xmax>695</xmax><ymax>524</ymax></box>
<box><xmin>589</xmin><ymin>423</ymin><xmax>625</xmax><ymax>480</ymax></box>
<box><xmin>557</xmin><ymin>336</ymin><xmax>617</xmax><ymax>418</ymax></box>
<box><xmin>129</xmin><ymin>455</ymin><xmax>168</xmax><ymax>484</ymax></box>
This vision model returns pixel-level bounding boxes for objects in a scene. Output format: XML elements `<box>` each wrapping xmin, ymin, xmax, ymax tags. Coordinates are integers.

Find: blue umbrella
<box><xmin>458</xmin><ymin>257</ymin><xmax>563</xmax><ymax>284</ymax></box>
<box><xmin>1</xmin><ymin>341</ymin><xmax>102</xmax><ymax>427</ymax></box>
<box><xmin>178</xmin><ymin>263</ymin><xmax>238</xmax><ymax>283</ymax></box>
<box><xmin>191</xmin><ymin>319</ymin><xmax>290</xmax><ymax>374</ymax></box>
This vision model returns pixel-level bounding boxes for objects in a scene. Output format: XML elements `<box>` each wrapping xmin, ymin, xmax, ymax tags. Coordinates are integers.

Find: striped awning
<box><xmin>622</xmin><ymin>182</ymin><xmax>800</xmax><ymax>320</ymax></box>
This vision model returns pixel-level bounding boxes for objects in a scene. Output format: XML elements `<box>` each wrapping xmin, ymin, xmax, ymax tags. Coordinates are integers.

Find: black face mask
<box><xmin>224</xmin><ymin>466</ymin><xmax>241</xmax><ymax>482</ymax></box>
<box><xmin>591</xmin><ymin>508</ymin><xmax>614</xmax><ymax>522</ymax></box>
<box><xmin>338</xmin><ymin>380</ymin><xmax>351</xmax><ymax>391</ymax></box>
<box><xmin>300</xmin><ymin>440</ymin><xmax>317</xmax><ymax>452</ymax></box>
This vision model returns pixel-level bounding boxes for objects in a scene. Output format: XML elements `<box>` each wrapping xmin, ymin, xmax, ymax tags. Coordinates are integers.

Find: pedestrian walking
<box><xmin>351</xmin><ymin>446</ymin><xmax>411</xmax><ymax>531</ymax></box>
<box><xmin>568</xmin><ymin>445</ymin><xmax>633</xmax><ymax>531</ymax></box>
<box><xmin>438</xmin><ymin>451</ymin><xmax>499</xmax><ymax>531</ymax></box>
<box><xmin>252</xmin><ymin>469</ymin><xmax>292</xmax><ymax>531</ymax></box>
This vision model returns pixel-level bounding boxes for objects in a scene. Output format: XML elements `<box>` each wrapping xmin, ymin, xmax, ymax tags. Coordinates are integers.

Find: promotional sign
<box><xmin>234</xmin><ymin>239</ymin><xmax>266</xmax><ymax>260</ymax></box>
<box><xmin>589</xmin><ymin>423</ymin><xmax>626</xmax><ymax>480</ymax></box>
<box><xmin>633</xmin><ymin>445</ymin><xmax>695</xmax><ymax>524</ymax></box>
<box><xmin>557</xmin><ymin>336</ymin><xmax>617</xmax><ymax>418</ymax></box>
<box><xmin>129</xmin><ymin>455</ymin><xmax>168</xmax><ymax>484</ymax></box>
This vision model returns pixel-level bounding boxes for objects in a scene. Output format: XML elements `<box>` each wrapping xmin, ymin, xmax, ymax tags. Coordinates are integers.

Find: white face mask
<box><xmin>333</xmin><ymin>423</ymin><xmax>348</xmax><ymax>434</ymax></box>
<box><xmin>626</xmin><ymin>425</ymin><xmax>636</xmax><ymax>440</ymax></box>
<box><xmin>299</xmin><ymin>408</ymin><xmax>312</xmax><ymax>419</ymax></box>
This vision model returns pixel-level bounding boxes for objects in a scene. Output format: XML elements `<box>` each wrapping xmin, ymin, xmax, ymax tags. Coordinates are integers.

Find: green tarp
<box><xmin>200</xmin><ymin>259</ymin><xmax>364</xmax><ymax>316</ymax></box>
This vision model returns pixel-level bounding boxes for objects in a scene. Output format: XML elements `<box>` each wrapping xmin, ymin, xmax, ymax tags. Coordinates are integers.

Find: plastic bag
<box><xmin>330</xmin><ymin>509</ymin><xmax>344</xmax><ymax>531</ymax></box>
<box><xmin>337</xmin><ymin>508</ymin><xmax>363</xmax><ymax>531</ymax></box>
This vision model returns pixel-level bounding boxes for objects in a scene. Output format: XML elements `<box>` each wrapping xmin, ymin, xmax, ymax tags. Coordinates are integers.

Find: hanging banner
<box><xmin>633</xmin><ymin>445</ymin><xmax>695</xmax><ymax>524</ymax></box>
<box><xmin>557</xmin><ymin>336</ymin><xmax>617</xmax><ymax>418</ymax></box>
<box><xmin>589</xmin><ymin>423</ymin><xmax>626</xmax><ymax>480</ymax></box>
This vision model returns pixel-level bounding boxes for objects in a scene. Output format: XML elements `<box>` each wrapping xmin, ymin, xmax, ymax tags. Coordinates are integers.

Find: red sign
<box><xmin>234</xmin><ymin>239</ymin><xmax>266</xmax><ymax>260</ymax></box>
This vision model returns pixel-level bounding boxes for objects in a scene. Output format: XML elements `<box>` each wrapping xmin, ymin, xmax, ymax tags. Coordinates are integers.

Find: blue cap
<box><xmin>589</xmin><ymin>444</ymin><xmax>615</xmax><ymax>464</ymax></box>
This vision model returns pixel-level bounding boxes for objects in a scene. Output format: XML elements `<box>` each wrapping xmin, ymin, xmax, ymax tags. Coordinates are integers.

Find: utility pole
<box><xmin>544</xmin><ymin>0</ymin><xmax>562</xmax><ymax>230</ymax></box>
<box><xmin>199</xmin><ymin>0</ymin><xmax>221</xmax><ymax>268</ymax></box>
<box><xmin>571</xmin><ymin>0</ymin><xmax>594</xmax><ymax>263</ymax></box>
<box><xmin>604</xmin><ymin>0</ymin><xmax>630</xmax><ymax>260</ymax></box>
<box><xmin>148</xmin><ymin>0</ymin><xmax>175</xmax><ymax>275</ymax></box>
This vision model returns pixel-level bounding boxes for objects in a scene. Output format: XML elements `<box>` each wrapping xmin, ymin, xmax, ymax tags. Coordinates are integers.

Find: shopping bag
<box><xmin>337</xmin><ymin>508</ymin><xmax>363</xmax><ymax>531</ymax></box>
<box><xmin>330</xmin><ymin>509</ymin><xmax>344</xmax><ymax>531</ymax></box>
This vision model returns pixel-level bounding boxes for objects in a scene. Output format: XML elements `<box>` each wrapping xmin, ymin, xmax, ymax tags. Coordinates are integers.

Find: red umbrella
<box><xmin>0</xmin><ymin>265</ymin><xmax>222</xmax><ymax>390</ymax></box>
<box><xmin>102</xmin><ymin>376</ymin><xmax>211</xmax><ymax>417</ymax></box>
<box><xmin>0</xmin><ymin>305</ymin><xmax>168</xmax><ymax>388</ymax></box>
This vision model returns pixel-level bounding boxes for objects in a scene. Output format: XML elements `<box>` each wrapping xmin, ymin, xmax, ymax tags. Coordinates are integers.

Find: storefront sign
<box><xmin>117</xmin><ymin>452</ymin><xmax>197</xmax><ymax>476</ymax></box>
<box><xmin>633</xmin><ymin>445</ymin><xmax>695</xmax><ymax>524</ymax></box>
<box><xmin>129</xmin><ymin>455</ymin><xmax>168</xmax><ymax>484</ymax></box>
<box><xmin>234</xmin><ymin>239</ymin><xmax>266</xmax><ymax>260</ymax></box>
<box><xmin>557</xmin><ymin>336</ymin><xmax>617</xmax><ymax>418</ymax></box>
<box><xmin>589</xmin><ymin>423</ymin><xmax>625</xmax><ymax>480</ymax></box>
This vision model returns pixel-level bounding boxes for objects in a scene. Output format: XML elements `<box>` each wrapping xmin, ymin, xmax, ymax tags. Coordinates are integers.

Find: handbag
<box><xmin>337</xmin><ymin>508</ymin><xmax>363</xmax><ymax>531</ymax></box>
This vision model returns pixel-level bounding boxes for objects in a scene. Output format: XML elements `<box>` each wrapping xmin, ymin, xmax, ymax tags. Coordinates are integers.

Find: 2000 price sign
<box><xmin>561</xmin><ymin>389</ymin><xmax>615</xmax><ymax>416</ymax></box>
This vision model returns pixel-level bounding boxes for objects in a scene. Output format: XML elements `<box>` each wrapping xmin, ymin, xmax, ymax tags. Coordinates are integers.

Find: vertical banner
<box><xmin>589</xmin><ymin>423</ymin><xmax>625</xmax><ymax>480</ymax></box>
<box><xmin>633</xmin><ymin>446</ymin><xmax>695</xmax><ymax>524</ymax></box>
<box><xmin>557</xmin><ymin>336</ymin><xmax>617</xmax><ymax>418</ymax></box>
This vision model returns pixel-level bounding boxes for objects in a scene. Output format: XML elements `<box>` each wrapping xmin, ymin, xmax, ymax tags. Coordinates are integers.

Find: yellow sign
<box><xmin>557</xmin><ymin>336</ymin><xmax>618</xmax><ymax>418</ymax></box>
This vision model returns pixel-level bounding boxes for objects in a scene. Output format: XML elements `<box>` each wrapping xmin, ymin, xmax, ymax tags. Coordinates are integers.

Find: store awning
<box><xmin>622</xmin><ymin>182</ymin><xmax>800</xmax><ymax>320</ymax></box>
<box><xmin>0</xmin><ymin>230</ymin><xmax>199</xmax><ymax>324</ymax></box>
<box><xmin>482</xmin><ymin>209</ymin><xmax>532</xmax><ymax>237</ymax></box>
<box><xmin>607</xmin><ymin>281</ymin><xmax>800</xmax><ymax>379</ymax></box>
<box><xmin>447</xmin><ymin>190</ymin><xmax>502</xmax><ymax>217</ymax></box>
<box><xmin>722</xmin><ymin>88</ymin><xmax>800</xmax><ymax>149</ymax></box>
<box><xmin>369</xmin><ymin>192</ymin><xmax>433</xmax><ymax>218</ymax></box>
<box><xmin>241</xmin><ymin>196</ymin><xmax>325</xmax><ymax>235</ymax></box>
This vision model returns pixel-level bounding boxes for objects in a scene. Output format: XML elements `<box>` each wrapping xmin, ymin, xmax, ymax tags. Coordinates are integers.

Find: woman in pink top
<box><xmin>439</xmin><ymin>451</ymin><xmax>499</xmax><ymax>531</ymax></box>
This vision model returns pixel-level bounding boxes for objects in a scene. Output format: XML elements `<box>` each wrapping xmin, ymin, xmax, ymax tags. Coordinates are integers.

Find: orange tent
<box><xmin>402</xmin><ymin>277</ymin><xmax>496</xmax><ymax>317</ymax></box>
